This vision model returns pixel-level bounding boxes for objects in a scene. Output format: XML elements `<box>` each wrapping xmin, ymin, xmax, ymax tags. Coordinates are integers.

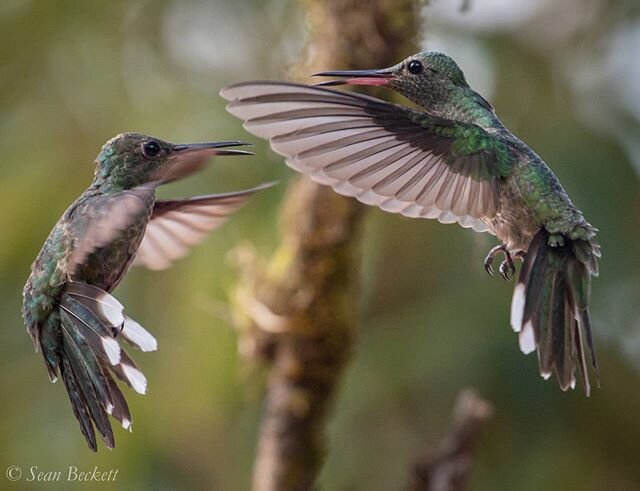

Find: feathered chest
<box><xmin>71</xmin><ymin>214</ymin><xmax>151</xmax><ymax>292</ymax></box>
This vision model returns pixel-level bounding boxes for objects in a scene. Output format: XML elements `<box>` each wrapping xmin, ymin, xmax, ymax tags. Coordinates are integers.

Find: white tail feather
<box><xmin>121</xmin><ymin>317</ymin><xmax>158</xmax><ymax>352</ymax></box>
<box><xmin>510</xmin><ymin>283</ymin><xmax>525</xmax><ymax>332</ymax></box>
<box><xmin>519</xmin><ymin>320</ymin><xmax>536</xmax><ymax>354</ymax></box>
<box><xmin>121</xmin><ymin>364</ymin><xmax>147</xmax><ymax>394</ymax></box>
<box><xmin>101</xmin><ymin>337</ymin><xmax>121</xmax><ymax>365</ymax></box>
<box><xmin>97</xmin><ymin>294</ymin><xmax>125</xmax><ymax>328</ymax></box>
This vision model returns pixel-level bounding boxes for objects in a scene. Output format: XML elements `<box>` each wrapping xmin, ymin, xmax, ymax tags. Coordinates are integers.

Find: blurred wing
<box><xmin>157</xmin><ymin>154</ymin><xmax>211</xmax><ymax>184</ymax></box>
<box><xmin>221</xmin><ymin>82</ymin><xmax>513</xmax><ymax>233</ymax></box>
<box><xmin>132</xmin><ymin>183</ymin><xmax>274</xmax><ymax>270</ymax></box>
<box><xmin>68</xmin><ymin>184</ymin><xmax>156</xmax><ymax>274</ymax></box>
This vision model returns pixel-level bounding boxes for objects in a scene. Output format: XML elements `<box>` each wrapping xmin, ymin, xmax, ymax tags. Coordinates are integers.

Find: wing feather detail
<box><xmin>221</xmin><ymin>82</ymin><xmax>510</xmax><ymax>233</ymax></box>
<box><xmin>133</xmin><ymin>183</ymin><xmax>274</xmax><ymax>270</ymax></box>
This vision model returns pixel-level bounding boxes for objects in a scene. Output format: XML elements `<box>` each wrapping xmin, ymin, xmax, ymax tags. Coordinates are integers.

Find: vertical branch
<box><xmin>232</xmin><ymin>1</ymin><xmax>420</xmax><ymax>490</ymax></box>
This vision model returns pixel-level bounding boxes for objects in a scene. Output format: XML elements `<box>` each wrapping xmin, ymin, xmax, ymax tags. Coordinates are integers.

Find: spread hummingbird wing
<box><xmin>221</xmin><ymin>82</ymin><xmax>513</xmax><ymax>233</ymax></box>
<box><xmin>132</xmin><ymin>183</ymin><xmax>274</xmax><ymax>271</ymax></box>
<box><xmin>67</xmin><ymin>184</ymin><xmax>156</xmax><ymax>275</ymax></box>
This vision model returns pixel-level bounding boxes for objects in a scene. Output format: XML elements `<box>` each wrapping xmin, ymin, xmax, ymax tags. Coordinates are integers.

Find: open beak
<box><xmin>312</xmin><ymin>68</ymin><xmax>395</xmax><ymax>87</ymax></box>
<box><xmin>161</xmin><ymin>141</ymin><xmax>253</xmax><ymax>183</ymax></box>
<box><xmin>172</xmin><ymin>140</ymin><xmax>254</xmax><ymax>158</ymax></box>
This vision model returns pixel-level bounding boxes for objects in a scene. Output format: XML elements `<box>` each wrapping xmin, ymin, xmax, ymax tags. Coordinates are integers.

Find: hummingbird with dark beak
<box><xmin>22</xmin><ymin>133</ymin><xmax>274</xmax><ymax>450</ymax></box>
<box><xmin>220</xmin><ymin>51</ymin><xmax>601</xmax><ymax>394</ymax></box>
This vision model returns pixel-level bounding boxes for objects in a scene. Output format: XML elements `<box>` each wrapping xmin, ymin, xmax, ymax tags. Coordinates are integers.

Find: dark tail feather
<box><xmin>59</xmin><ymin>312</ymin><xmax>115</xmax><ymax>449</ymax></box>
<box><xmin>99</xmin><ymin>359</ymin><xmax>132</xmax><ymax>431</ymax></box>
<box><xmin>49</xmin><ymin>282</ymin><xmax>156</xmax><ymax>450</ymax></box>
<box><xmin>39</xmin><ymin>314</ymin><xmax>62</xmax><ymax>383</ymax></box>
<box><xmin>60</xmin><ymin>356</ymin><xmax>97</xmax><ymax>451</ymax></box>
<box><xmin>510</xmin><ymin>229</ymin><xmax>599</xmax><ymax>395</ymax></box>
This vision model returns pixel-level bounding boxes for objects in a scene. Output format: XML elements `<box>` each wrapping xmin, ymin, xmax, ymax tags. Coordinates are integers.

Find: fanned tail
<box><xmin>43</xmin><ymin>281</ymin><xmax>156</xmax><ymax>451</ymax></box>
<box><xmin>510</xmin><ymin>229</ymin><xmax>600</xmax><ymax>395</ymax></box>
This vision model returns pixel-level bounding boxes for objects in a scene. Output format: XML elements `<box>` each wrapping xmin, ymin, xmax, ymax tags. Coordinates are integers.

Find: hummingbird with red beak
<box><xmin>22</xmin><ymin>133</ymin><xmax>274</xmax><ymax>450</ymax></box>
<box><xmin>220</xmin><ymin>51</ymin><xmax>601</xmax><ymax>394</ymax></box>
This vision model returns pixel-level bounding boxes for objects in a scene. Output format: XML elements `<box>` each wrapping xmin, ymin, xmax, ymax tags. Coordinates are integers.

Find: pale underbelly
<box><xmin>489</xmin><ymin>179</ymin><xmax>542</xmax><ymax>254</ymax></box>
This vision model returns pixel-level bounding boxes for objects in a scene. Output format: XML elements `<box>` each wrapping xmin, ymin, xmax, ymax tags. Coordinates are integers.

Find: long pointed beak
<box><xmin>312</xmin><ymin>68</ymin><xmax>395</xmax><ymax>87</ymax></box>
<box><xmin>172</xmin><ymin>141</ymin><xmax>254</xmax><ymax>157</ymax></box>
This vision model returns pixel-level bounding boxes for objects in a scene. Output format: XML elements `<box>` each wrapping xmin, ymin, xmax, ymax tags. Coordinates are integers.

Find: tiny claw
<box><xmin>499</xmin><ymin>261</ymin><xmax>510</xmax><ymax>281</ymax></box>
<box><xmin>498</xmin><ymin>256</ymin><xmax>515</xmax><ymax>281</ymax></box>
<box><xmin>484</xmin><ymin>262</ymin><xmax>494</xmax><ymax>276</ymax></box>
<box><xmin>483</xmin><ymin>244</ymin><xmax>505</xmax><ymax>277</ymax></box>
<box><xmin>484</xmin><ymin>244</ymin><xmax>516</xmax><ymax>280</ymax></box>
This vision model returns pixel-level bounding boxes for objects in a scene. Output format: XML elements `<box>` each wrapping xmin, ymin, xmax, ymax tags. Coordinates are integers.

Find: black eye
<box><xmin>143</xmin><ymin>140</ymin><xmax>161</xmax><ymax>158</ymax></box>
<box><xmin>407</xmin><ymin>60</ymin><xmax>424</xmax><ymax>75</ymax></box>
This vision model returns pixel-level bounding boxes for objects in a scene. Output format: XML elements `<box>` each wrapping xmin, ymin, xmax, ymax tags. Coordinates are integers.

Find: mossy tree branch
<box><xmin>232</xmin><ymin>1</ymin><xmax>420</xmax><ymax>489</ymax></box>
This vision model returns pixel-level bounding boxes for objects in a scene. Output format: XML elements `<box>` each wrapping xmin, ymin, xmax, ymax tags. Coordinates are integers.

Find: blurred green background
<box><xmin>1</xmin><ymin>0</ymin><xmax>639</xmax><ymax>489</ymax></box>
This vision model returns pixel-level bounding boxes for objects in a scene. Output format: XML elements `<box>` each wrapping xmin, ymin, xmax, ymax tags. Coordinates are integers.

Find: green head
<box><xmin>314</xmin><ymin>51</ymin><xmax>494</xmax><ymax>124</ymax></box>
<box><xmin>92</xmin><ymin>133</ymin><xmax>253</xmax><ymax>191</ymax></box>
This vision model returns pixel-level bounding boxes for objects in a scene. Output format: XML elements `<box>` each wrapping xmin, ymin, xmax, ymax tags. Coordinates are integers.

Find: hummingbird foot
<box><xmin>483</xmin><ymin>244</ymin><xmax>514</xmax><ymax>280</ymax></box>
<box><xmin>498</xmin><ymin>256</ymin><xmax>515</xmax><ymax>281</ymax></box>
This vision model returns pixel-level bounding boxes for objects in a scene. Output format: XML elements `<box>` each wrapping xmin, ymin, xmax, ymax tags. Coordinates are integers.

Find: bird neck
<box><xmin>91</xmin><ymin>154</ymin><xmax>154</xmax><ymax>192</ymax></box>
<box><xmin>400</xmin><ymin>84</ymin><xmax>501</xmax><ymax>130</ymax></box>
